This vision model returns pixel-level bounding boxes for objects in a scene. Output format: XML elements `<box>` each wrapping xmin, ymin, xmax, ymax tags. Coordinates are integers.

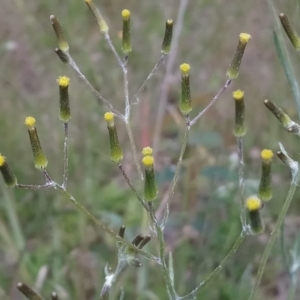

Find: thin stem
<box><xmin>62</xmin><ymin>122</ymin><xmax>69</xmax><ymax>189</ymax></box>
<box><xmin>248</xmin><ymin>169</ymin><xmax>300</xmax><ymax>300</ymax></box>
<box><xmin>125</xmin><ymin>120</ymin><xmax>143</xmax><ymax>180</ymax></box>
<box><xmin>54</xmin><ymin>183</ymin><xmax>160</xmax><ymax>264</ymax></box>
<box><xmin>65</xmin><ymin>53</ymin><xmax>122</xmax><ymax>118</ymax></box>
<box><xmin>134</xmin><ymin>54</ymin><xmax>167</xmax><ymax>104</ymax></box>
<box><xmin>190</xmin><ymin>79</ymin><xmax>231</xmax><ymax>126</ymax></box>
<box><xmin>123</xmin><ymin>56</ymin><xmax>130</xmax><ymax>120</ymax></box>
<box><xmin>104</xmin><ymin>32</ymin><xmax>123</xmax><ymax>68</ymax></box>
<box><xmin>166</xmin><ymin>120</ymin><xmax>190</xmax><ymax>206</ymax></box>
<box><xmin>16</xmin><ymin>183</ymin><xmax>54</xmax><ymax>190</ymax></box>
<box><xmin>237</xmin><ymin>137</ymin><xmax>247</xmax><ymax>230</ymax></box>
<box><xmin>287</xmin><ymin>275</ymin><xmax>298</xmax><ymax>300</ymax></box>
<box><xmin>118</xmin><ymin>164</ymin><xmax>149</xmax><ymax>211</ymax></box>
<box><xmin>153</xmin><ymin>0</ymin><xmax>189</xmax><ymax>153</ymax></box>
<box><xmin>280</xmin><ymin>221</ymin><xmax>291</xmax><ymax>277</ymax></box>
<box><xmin>181</xmin><ymin>232</ymin><xmax>245</xmax><ymax>300</ymax></box>
<box><xmin>149</xmin><ymin>203</ymin><xmax>177</xmax><ymax>299</ymax></box>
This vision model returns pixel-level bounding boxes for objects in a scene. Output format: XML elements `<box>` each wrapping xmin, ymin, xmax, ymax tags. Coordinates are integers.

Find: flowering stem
<box><xmin>166</xmin><ymin>119</ymin><xmax>190</xmax><ymax>207</ymax></box>
<box><xmin>125</xmin><ymin>120</ymin><xmax>143</xmax><ymax>180</ymax></box>
<box><xmin>190</xmin><ymin>79</ymin><xmax>231</xmax><ymax>126</ymax></box>
<box><xmin>17</xmin><ymin>183</ymin><xmax>54</xmax><ymax>190</ymax></box>
<box><xmin>149</xmin><ymin>203</ymin><xmax>177</xmax><ymax>299</ymax></box>
<box><xmin>237</xmin><ymin>137</ymin><xmax>247</xmax><ymax>230</ymax></box>
<box><xmin>55</xmin><ymin>183</ymin><xmax>159</xmax><ymax>264</ymax></box>
<box><xmin>65</xmin><ymin>53</ymin><xmax>122</xmax><ymax>118</ymax></box>
<box><xmin>62</xmin><ymin>122</ymin><xmax>69</xmax><ymax>189</ymax></box>
<box><xmin>118</xmin><ymin>164</ymin><xmax>149</xmax><ymax>211</ymax></box>
<box><xmin>134</xmin><ymin>54</ymin><xmax>167</xmax><ymax>104</ymax></box>
<box><xmin>181</xmin><ymin>232</ymin><xmax>245</xmax><ymax>300</ymax></box>
<box><xmin>248</xmin><ymin>169</ymin><xmax>300</xmax><ymax>300</ymax></box>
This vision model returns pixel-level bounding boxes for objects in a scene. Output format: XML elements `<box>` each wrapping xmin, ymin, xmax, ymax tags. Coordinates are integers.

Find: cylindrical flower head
<box><xmin>25</xmin><ymin>117</ymin><xmax>48</xmax><ymax>170</ymax></box>
<box><xmin>264</xmin><ymin>99</ymin><xmax>300</xmax><ymax>133</ymax></box>
<box><xmin>245</xmin><ymin>196</ymin><xmax>264</xmax><ymax>235</ymax></box>
<box><xmin>179</xmin><ymin>63</ymin><xmax>192</xmax><ymax>115</ymax></box>
<box><xmin>121</xmin><ymin>9</ymin><xmax>132</xmax><ymax>54</ymax></box>
<box><xmin>57</xmin><ymin>76</ymin><xmax>71</xmax><ymax>122</ymax></box>
<box><xmin>258</xmin><ymin>149</ymin><xmax>273</xmax><ymax>202</ymax></box>
<box><xmin>233</xmin><ymin>90</ymin><xmax>246</xmax><ymax>137</ymax></box>
<box><xmin>50</xmin><ymin>15</ymin><xmax>69</xmax><ymax>52</ymax></box>
<box><xmin>226</xmin><ymin>33</ymin><xmax>251</xmax><ymax>79</ymax></box>
<box><xmin>104</xmin><ymin>112</ymin><xmax>123</xmax><ymax>163</ymax></box>
<box><xmin>142</xmin><ymin>155</ymin><xmax>158</xmax><ymax>201</ymax></box>
<box><xmin>279</xmin><ymin>13</ymin><xmax>300</xmax><ymax>50</ymax></box>
<box><xmin>85</xmin><ymin>0</ymin><xmax>109</xmax><ymax>33</ymax></box>
<box><xmin>161</xmin><ymin>19</ymin><xmax>173</xmax><ymax>54</ymax></box>
<box><xmin>0</xmin><ymin>154</ymin><xmax>17</xmax><ymax>187</ymax></box>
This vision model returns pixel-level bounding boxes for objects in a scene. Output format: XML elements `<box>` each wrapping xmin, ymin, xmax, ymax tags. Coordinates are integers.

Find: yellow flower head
<box><xmin>142</xmin><ymin>155</ymin><xmax>154</xmax><ymax>167</ymax></box>
<box><xmin>245</xmin><ymin>196</ymin><xmax>262</xmax><ymax>211</ymax></box>
<box><xmin>0</xmin><ymin>154</ymin><xmax>6</xmax><ymax>166</ymax></box>
<box><xmin>142</xmin><ymin>147</ymin><xmax>153</xmax><ymax>156</ymax></box>
<box><xmin>25</xmin><ymin>116</ymin><xmax>36</xmax><ymax>128</ymax></box>
<box><xmin>180</xmin><ymin>63</ymin><xmax>190</xmax><ymax>75</ymax></box>
<box><xmin>261</xmin><ymin>149</ymin><xmax>274</xmax><ymax>161</ymax></box>
<box><xmin>122</xmin><ymin>9</ymin><xmax>130</xmax><ymax>19</ymax></box>
<box><xmin>104</xmin><ymin>112</ymin><xmax>114</xmax><ymax>122</ymax></box>
<box><xmin>57</xmin><ymin>76</ymin><xmax>70</xmax><ymax>87</ymax></box>
<box><xmin>239</xmin><ymin>33</ymin><xmax>251</xmax><ymax>44</ymax></box>
<box><xmin>233</xmin><ymin>90</ymin><xmax>244</xmax><ymax>101</ymax></box>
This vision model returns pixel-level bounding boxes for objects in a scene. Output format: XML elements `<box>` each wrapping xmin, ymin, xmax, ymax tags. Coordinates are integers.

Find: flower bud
<box><xmin>258</xmin><ymin>149</ymin><xmax>273</xmax><ymax>202</ymax></box>
<box><xmin>57</xmin><ymin>76</ymin><xmax>71</xmax><ymax>122</ymax></box>
<box><xmin>104</xmin><ymin>112</ymin><xmax>123</xmax><ymax>163</ymax></box>
<box><xmin>161</xmin><ymin>19</ymin><xmax>173</xmax><ymax>54</ymax></box>
<box><xmin>0</xmin><ymin>154</ymin><xmax>17</xmax><ymax>188</ymax></box>
<box><xmin>50</xmin><ymin>15</ymin><xmax>69</xmax><ymax>52</ymax></box>
<box><xmin>233</xmin><ymin>90</ymin><xmax>246</xmax><ymax>137</ymax></box>
<box><xmin>179</xmin><ymin>63</ymin><xmax>192</xmax><ymax>115</ymax></box>
<box><xmin>245</xmin><ymin>196</ymin><xmax>264</xmax><ymax>235</ymax></box>
<box><xmin>142</xmin><ymin>152</ymin><xmax>158</xmax><ymax>201</ymax></box>
<box><xmin>25</xmin><ymin>117</ymin><xmax>48</xmax><ymax>170</ymax></box>
<box><xmin>121</xmin><ymin>9</ymin><xmax>132</xmax><ymax>54</ymax></box>
<box><xmin>226</xmin><ymin>33</ymin><xmax>251</xmax><ymax>79</ymax></box>
<box><xmin>264</xmin><ymin>99</ymin><xmax>300</xmax><ymax>133</ymax></box>
<box><xmin>85</xmin><ymin>0</ymin><xmax>109</xmax><ymax>33</ymax></box>
<box><xmin>142</xmin><ymin>146</ymin><xmax>153</xmax><ymax>156</ymax></box>
<box><xmin>279</xmin><ymin>13</ymin><xmax>300</xmax><ymax>50</ymax></box>
<box><xmin>17</xmin><ymin>282</ymin><xmax>44</xmax><ymax>300</ymax></box>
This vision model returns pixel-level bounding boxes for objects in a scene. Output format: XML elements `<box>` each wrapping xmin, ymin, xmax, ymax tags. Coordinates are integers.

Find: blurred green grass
<box><xmin>1</xmin><ymin>0</ymin><xmax>300</xmax><ymax>299</ymax></box>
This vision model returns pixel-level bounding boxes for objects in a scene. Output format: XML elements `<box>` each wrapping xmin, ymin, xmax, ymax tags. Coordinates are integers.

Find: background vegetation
<box><xmin>1</xmin><ymin>0</ymin><xmax>300</xmax><ymax>299</ymax></box>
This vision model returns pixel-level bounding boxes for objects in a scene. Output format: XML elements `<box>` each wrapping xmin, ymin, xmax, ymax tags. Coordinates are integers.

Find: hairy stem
<box><xmin>62</xmin><ymin>122</ymin><xmax>69</xmax><ymax>189</ymax></box>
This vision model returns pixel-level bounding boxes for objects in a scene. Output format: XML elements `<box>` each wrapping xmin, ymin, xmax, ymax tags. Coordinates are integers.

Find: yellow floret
<box><xmin>245</xmin><ymin>196</ymin><xmax>262</xmax><ymax>211</ymax></box>
<box><xmin>122</xmin><ymin>9</ymin><xmax>130</xmax><ymax>19</ymax></box>
<box><xmin>239</xmin><ymin>33</ymin><xmax>251</xmax><ymax>43</ymax></box>
<box><xmin>142</xmin><ymin>147</ymin><xmax>153</xmax><ymax>156</ymax></box>
<box><xmin>84</xmin><ymin>0</ymin><xmax>92</xmax><ymax>4</ymax></box>
<box><xmin>57</xmin><ymin>76</ymin><xmax>70</xmax><ymax>87</ymax></box>
<box><xmin>167</xmin><ymin>19</ymin><xmax>173</xmax><ymax>25</ymax></box>
<box><xmin>25</xmin><ymin>116</ymin><xmax>36</xmax><ymax>128</ymax></box>
<box><xmin>261</xmin><ymin>149</ymin><xmax>274</xmax><ymax>161</ymax></box>
<box><xmin>142</xmin><ymin>155</ymin><xmax>154</xmax><ymax>167</ymax></box>
<box><xmin>0</xmin><ymin>155</ymin><xmax>6</xmax><ymax>166</ymax></box>
<box><xmin>180</xmin><ymin>63</ymin><xmax>190</xmax><ymax>74</ymax></box>
<box><xmin>233</xmin><ymin>90</ymin><xmax>244</xmax><ymax>101</ymax></box>
<box><xmin>104</xmin><ymin>112</ymin><xmax>114</xmax><ymax>122</ymax></box>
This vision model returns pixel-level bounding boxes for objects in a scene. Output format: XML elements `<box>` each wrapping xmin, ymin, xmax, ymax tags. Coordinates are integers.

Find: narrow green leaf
<box><xmin>266</xmin><ymin>0</ymin><xmax>300</xmax><ymax>118</ymax></box>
